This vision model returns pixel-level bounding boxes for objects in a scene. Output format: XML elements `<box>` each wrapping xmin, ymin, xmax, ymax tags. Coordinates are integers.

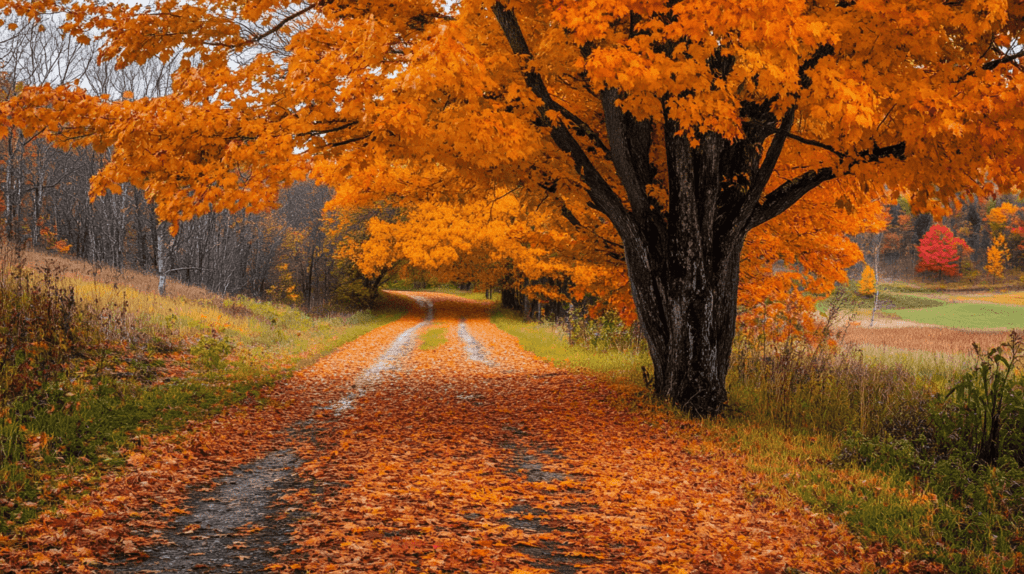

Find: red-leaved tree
<box><xmin>917</xmin><ymin>224</ymin><xmax>972</xmax><ymax>277</ymax></box>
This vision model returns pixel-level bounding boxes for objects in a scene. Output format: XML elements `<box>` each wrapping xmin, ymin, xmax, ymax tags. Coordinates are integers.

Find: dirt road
<box><xmin>3</xmin><ymin>293</ymin><xmax>877</xmax><ymax>573</ymax></box>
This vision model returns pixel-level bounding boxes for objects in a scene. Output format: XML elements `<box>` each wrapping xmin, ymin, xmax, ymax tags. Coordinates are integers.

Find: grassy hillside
<box><xmin>0</xmin><ymin>244</ymin><xmax>401</xmax><ymax>533</ymax></box>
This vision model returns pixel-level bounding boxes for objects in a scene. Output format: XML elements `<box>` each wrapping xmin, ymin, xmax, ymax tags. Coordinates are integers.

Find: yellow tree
<box><xmin>986</xmin><ymin>234</ymin><xmax>1009</xmax><ymax>280</ymax></box>
<box><xmin>986</xmin><ymin>203</ymin><xmax>1021</xmax><ymax>236</ymax></box>
<box><xmin>858</xmin><ymin>265</ymin><xmax>876</xmax><ymax>296</ymax></box>
<box><xmin>2</xmin><ymin>0</ymin><xmax>1023</xmax><ymax>415</ymax></box>
<box><xmin>324</xmin><ymin>201</ymin><xmax>406</xmax><ymax>301</ymax></box>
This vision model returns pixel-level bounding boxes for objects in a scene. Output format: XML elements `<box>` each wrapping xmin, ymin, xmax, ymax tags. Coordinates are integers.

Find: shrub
<box><xmin>563</xmin><ymin>305</ymin><xmax>646</xmax><ymax>354</ymax></box>
<box><xmin>940</xmin><ymin>332</ymin><xmax>1024</xmax><ymax>465</ymax></box>
<box><xmin>838</xmin><ymin>333</ymin><xmax>1024</xmax><ymax>569</ymax></box>
<box><xmin>0</xmin><ymin>243</ymin><xmax>91</xmax><ymax>400</ymax></box>
<box><xmin>192</xmin><ymin>335</ymin><xmax>234</xmax><ymax>370</ymax></box>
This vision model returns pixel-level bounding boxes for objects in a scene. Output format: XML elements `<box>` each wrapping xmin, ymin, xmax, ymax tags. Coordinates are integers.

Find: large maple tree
<box><xmin>3</xmin><ymin>0</ymin><xmax>1023</xmax><ymax>415</ymax></box>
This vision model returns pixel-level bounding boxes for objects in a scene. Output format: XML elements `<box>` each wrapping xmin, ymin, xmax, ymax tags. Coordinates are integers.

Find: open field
<box><xmin>893</xmin><ymin>303</ymin><xmax>1024</xmax><ymax>330</ymax></box>
<box><xmin>845</xmin><ymin>323</ymin><xmax>1011</xmax><ymax>356</ymax></box>
<box><xmin>835</xmin><ymin>283</ymin><xmax>1024</xmax><ymax>355</ymax></box>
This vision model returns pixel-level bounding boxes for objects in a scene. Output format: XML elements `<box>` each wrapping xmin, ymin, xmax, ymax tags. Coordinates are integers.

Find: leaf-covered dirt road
<box><xmin>1</xmin><ymin>293</ymin><xmax>921</xmax><ymax>573</ymax></box>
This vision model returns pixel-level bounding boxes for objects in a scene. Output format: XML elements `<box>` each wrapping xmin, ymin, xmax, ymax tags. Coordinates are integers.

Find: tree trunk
<box><xmin>622</xmin><ymin>230</ymin><xmax>746</xmax><ymax>415</ymax></box>
<box><xmin>4</xmin><ymin>129</ymin><xmax>18</xmax><ymax>240</ymax></box>
<box><xmin>870</xmin><ymin>232</ymin><xmax>882</xmax><ymax>327</ymax></box>
<box><xmin>491</xmin><ymin>2</ymin><xmax>853</xmax><ymax>416</ymax></box>
<box><xmin>30</xmin><ymin>183</ymin><xmax>41</xmax><ymax>248</ymax></box>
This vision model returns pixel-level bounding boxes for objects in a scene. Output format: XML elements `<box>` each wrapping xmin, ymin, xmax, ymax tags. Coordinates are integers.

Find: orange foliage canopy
<box><xmin>331</xmin><ymin>178</ymin><xmax>884</xmax><ymax>331</ymax></box>
<box><xmin>0</xmin><ymin>1</ymin><xmax>1017</xmax><ymax>227</ymax></box>
<box><xmin>1</xmin><ymin>0</ymin><xmax>1022</xmax><ymax>411</ymax></box>
<box><xmin>0</xmin><ymin>1</ymin><xmax>1013</xmax><ymax>268</ymax></box>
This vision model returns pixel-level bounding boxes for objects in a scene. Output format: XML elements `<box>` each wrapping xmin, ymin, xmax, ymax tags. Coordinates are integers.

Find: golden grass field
<box><xmin>841</xmin><ymin>286</ymin><xmax>1024</xmax><ymax>357</ymax></box>
<box><xmin>844</xmin><ymin>322</ymin><xmax>1010</xmax><ymax>355</ymax></box>
<box><xmin>11</xmin><ymin>245</ymin><xmax>395</xmax><ymax>366</ymax></box>
<box><xmin>23</xmin><ymin>248</ymin><xmax>219</xmax><ymax>302</ymax></box>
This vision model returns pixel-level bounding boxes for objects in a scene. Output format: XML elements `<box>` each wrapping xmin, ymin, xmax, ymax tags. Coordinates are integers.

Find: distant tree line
<box><xmin>0</xmin><ymin>17</ymin><xmax>370</xmax><ymax>310</ymax></box>
<box><xmin>854</xmin><ymin>194</ymin><xmax>1024</xmax><ymax>285</ymax></box>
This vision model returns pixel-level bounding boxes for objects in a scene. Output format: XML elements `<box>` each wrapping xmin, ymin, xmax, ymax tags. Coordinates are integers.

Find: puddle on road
<box><xmin>112</xmin><ymin>450</ymin><xmax>302</xmax><ymax>573</ymax></box>
<box><xmin>498</xmin><ymin>427</ymin><xmax>596</xmax><ymax>573</ymax></box>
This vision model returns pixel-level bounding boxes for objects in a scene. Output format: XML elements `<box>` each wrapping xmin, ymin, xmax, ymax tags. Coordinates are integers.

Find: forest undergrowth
<box><xmin>495</xmin><ymin>300</ymin><xmax>1024</xmax><ymax>573</ymax></box>
<box><xmin>0</xmin><ymin>242</ymin><xmax>401</xmax><ymax>535</ymax></box>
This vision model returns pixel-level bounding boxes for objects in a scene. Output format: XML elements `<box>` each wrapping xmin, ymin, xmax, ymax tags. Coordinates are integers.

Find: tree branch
<box><xmin>858</xmin><ymin>141</ymin><xmax>906</xmax><ymax>163</ymax></box>
<box><xmin>326</xmin><ymin>134</ymin><xmax>370</xmax><ymax>147</ymax></box>
<box><xmin>957</xmin><ymin>46</ymin><xmax>1023</xmax><ymax>82</ymax></box>
<box><xmin>981</xmin><ymin>48</ymin><xmax>1024</xmax><ymax>71</ymax></box>
<box><xmin>490</xmin><ymin>2</ymin><xmax>609</xmax><ymax>156</ymax></box>
<box><xmin>749</xmin><ymin>168</ymin><xmax>835</xmax><ymax>229</ymax></box>
<box><xmin>240</xmin><ymin>4</ymin><xmax>318</xmax><ymax>47</ymax></box>
<box><xmin>491</xmin><ymin>1</ymin><xmax>629</xmax><ymax>231</ymax></box>
<box><xmin>798</xmin><ymin>44</ymin><xmax>835</xmax><ymax>89</ymax></box>
<box><xmin>600</xmin><ymin>87</ymin><xmax>653</xmax><ymax>217</ymax></box>
<box><xmin>297</xmin><ymin>120</ymin><xmax>358</xmax><ymax>138</ymax></box>
<box><xmin>749</xmin><ymin>106</ymin><xmax>796</xmax><ymax>197</ymax></box>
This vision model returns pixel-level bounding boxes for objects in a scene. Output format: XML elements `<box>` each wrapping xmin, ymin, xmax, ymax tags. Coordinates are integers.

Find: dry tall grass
<box><xmin>12</xmin><ymin>245</ymin><xmax>354</xmax><ymax>355</ymax></box>
<box><xmin>22</xmin><ymin>249</ymin><xmax>219</xmax><ymax>303</ymax></box>
<box><xmin>845</xmin><ymin>323</ymin><xmax>1010</xmax><ymax>355</ymax></box>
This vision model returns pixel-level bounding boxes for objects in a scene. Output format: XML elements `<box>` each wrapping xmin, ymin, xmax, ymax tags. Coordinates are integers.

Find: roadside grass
<box><xmin>489</xmin><ymin>306</ymin><xmax>1022</xmax><ymax>573</ymax></box>
<box><xmin>419</xmin><ymin>327</ymin><xmax>447</xmax><ymax>350</ymax></box>
<box><xmin>0</xmin><ymin>245</ymin><xmax>402</xmax><ymax>533</ymax></box>
<box><xmin>490</xmin><ymin>308</ymin><xmax>650</xmax><ymax>385</ymax></box>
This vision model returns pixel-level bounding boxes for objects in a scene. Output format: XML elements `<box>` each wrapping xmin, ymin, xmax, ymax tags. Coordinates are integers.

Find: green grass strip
<box><xmin>489</xmin><ymin>308</ymin><xmax>651</xmax><ymax>384</ymax></box>
<box><xmin>895</xmin><ymin>302</ymin><xmax>1024</xmax><ymax>330</ymax></box>
<box><xmin>419</xmin><ymin>327</ymin><xmax>447</xmax><ymax>350</ymax></box>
